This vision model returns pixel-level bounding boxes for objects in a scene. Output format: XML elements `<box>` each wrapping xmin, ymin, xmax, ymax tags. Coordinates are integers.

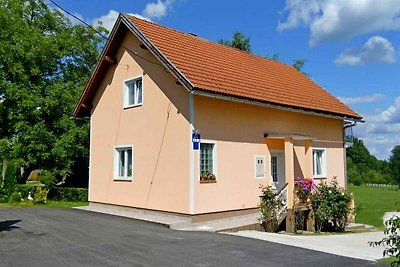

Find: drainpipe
<box><xmin>343</xmin><ymin>120</ymin><xmax>357</xmax><ymax>191</ymax></box>
<box><xmin>189</xmin><ymin>91</ymin><xmax>195</xmax><ymax>214</ymax></box>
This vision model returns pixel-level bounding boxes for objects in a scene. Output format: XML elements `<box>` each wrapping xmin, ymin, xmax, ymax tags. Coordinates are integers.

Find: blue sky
<box><xmin>50</xmin><ymin>0</ymin><xmax>400</xmax><ymax>159</ymax></box>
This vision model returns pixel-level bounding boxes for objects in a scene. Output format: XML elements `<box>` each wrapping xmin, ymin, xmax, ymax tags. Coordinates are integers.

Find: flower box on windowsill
<box><xmin>200</xmin><ymin>171</ymin><xmax>216</xmax><ymax>184</ymax></box>
<box><xmin>200</xmin><ymin>180</ymin><xmax>217</xmax><ymax>184</ymax></box>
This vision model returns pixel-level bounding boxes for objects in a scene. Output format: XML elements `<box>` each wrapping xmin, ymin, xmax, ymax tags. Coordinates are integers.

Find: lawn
<box><xmin>0</xmin><ymin>200</ymin><xmax>88</xmax><ymax>208</ymax></box>
<box><xmin>348</xmin><ymin>184</ymin><xmax>400</xmax><ymax>228</ymax></box>
<box><xmin>378</xmin><ymin>257</ymin><xmax>398</xmax><ymax>266</ymax></box>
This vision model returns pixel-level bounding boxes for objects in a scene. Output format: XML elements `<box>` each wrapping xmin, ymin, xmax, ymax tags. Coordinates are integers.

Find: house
<box><xmin>73</xmin><ymin>14</ymin><xmax>362</xmax><ymax>228</ymax></box>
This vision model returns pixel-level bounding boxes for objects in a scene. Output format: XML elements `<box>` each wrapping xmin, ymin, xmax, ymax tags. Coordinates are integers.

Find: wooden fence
<box><xmin>365</xmin><ymin>183</ymin><xmax>399</xmax><ymax>189</ymax></box>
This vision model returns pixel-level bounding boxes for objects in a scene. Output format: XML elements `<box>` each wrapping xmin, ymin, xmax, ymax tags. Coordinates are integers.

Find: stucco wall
<box><xmin>88</xmin><ymin>31</ymin><xmax>346</xmax><ymax>216</ymax></box>
<box><xmin>193</xmin><ymin>95</ymin><xmax>345</xmax><ymax>214</ymax></box>
<box><xmin>90</xmin><ymin>32</ymin><xmax>191</xmax><ymax>214</ymax></box>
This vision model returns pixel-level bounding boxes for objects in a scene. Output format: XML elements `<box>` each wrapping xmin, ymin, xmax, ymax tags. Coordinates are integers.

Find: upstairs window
<box><xmin>313</xmin><ymin>148</ymin><xmax>326</xmax><ymax>178</ymax></box>
<box><xmin>124</xmin><ymin>77</ymin><xmax>143</xmax><ymax>108</ymax></box>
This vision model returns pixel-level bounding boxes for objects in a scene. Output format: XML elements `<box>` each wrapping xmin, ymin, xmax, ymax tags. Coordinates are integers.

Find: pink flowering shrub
<box><xmin>294</xmin><ymin>177</ymin><xmax>316</xmax><ymax>200</ymax></box>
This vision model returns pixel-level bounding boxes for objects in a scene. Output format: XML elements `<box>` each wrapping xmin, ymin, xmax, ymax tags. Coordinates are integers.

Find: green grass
<box><xmin>348</xmin><ymin>184</ymin><xmax>400</xmax><ymax>229</ymax></box>
<box><xmin>0</xmin><ymin>200</ymin><xmax>88</xmax><ymax>208</ymax></box>
<box><xmin>378</xmin><ymin>257</ymin><xmax>397</xmax><ymax>266</ymax></box>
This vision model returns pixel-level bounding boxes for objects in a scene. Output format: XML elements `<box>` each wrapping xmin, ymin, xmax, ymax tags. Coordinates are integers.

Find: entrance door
<box><xmin>270</xmin><ymin>152</ymin><xmax>285</xmax><ymax>191</ymax></box>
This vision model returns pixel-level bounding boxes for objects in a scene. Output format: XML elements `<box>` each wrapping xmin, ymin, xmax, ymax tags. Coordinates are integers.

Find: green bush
<box><xmin>370</xmin><ymin>205</ymin><xmax>400</xmax><ymax>266</ymax></box>
<box><xmin>0</xmin><ymin>160</ymin><xmax>19</xmax><ymax>198</ymax></box>
<box><xmin>9</xmin><ymin>192</ymin><xmax>22</xmax><ymax>203</ymax></box>
<box><xmin>38</xmin><ymin>170</ymin><xmax>56</xmax><ymax>187</ymax></box>
<box><xmin>48</xmin><ymin>187</ymin><xmax>88</xmax><ymax>202</ymax></box>
<box><xmin>348</xmin><ymin>167</ymin><xmax>363</xmax><ymax>186</ymax></box>
<box><xmin>352</xmin><ymin>176</ymin><xmax>363</xmax><ymax>186</ymax></box>
<box><xmin>14</xmin><ymin>184</ymin><xmax>38</xmax><ymax>199</ymax></box>
<box><xmin>259</xmin><ymin>185</ymin><xmax>284</xmax><ymax>232</ymax></box>
<box><xmin>33</xmin><ymin>187</ymin><xmax>48</xmax><ymax>204</ymax></box>
<box><xmin>0</xmin><ymin>195</ymin><xmax>8</xmax><ymax>203</ymax></box>
<box><xmin>312</xmin><ymin>179</ymin><xmax>352</xmax><ymax>232</ymax></box>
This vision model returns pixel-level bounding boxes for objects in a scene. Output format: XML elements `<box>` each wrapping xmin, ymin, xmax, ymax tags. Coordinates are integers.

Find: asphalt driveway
<box><xmin>0</xmin><ymin>208</ymin><xmax>380</xmax><ymax>267</ymax></box>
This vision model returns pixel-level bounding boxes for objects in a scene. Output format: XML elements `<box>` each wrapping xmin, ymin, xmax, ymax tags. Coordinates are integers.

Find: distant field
<box><xmin>348</xmin><ymin>184</ymin><xmax>400</xmax><ymax>228</ymax></box>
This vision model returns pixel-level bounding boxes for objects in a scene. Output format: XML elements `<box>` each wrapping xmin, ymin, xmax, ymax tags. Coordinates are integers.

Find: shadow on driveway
<box><xmin>0</xmin><ymin>220</ymin><xmax>20</xmax><ymax>232</ymax></box>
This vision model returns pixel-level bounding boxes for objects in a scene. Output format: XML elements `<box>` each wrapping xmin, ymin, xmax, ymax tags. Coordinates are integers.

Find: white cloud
<box><xmin>335</xmin><ymin>36</ymin><xmax>396</xmax><ymax>65</ymax></box>
<box><xmin>353</xmin><ymin>96</ymin><xmax>400</xmax><ymax>159</ymax></box>
<box><xmin>338</xmin><ymin>93</ymin><xmax>385</xmax><ymax>105</ymax></box>
<box><xmin>91</xmin><ymin>10</ymin><xmax>151</xmax><ymax>32</ymax></box>
<box><xmin>369</xmin><ymin>96</ymin><xmax>400</xmax><ymax>123</ymax></box>
<box><xmin>91</xmin><ymin>10</ymin><xmax>120</xmax><ymax>32</ymax></box>
<box><xmin>278</xmin><ymin>0</ymin><xmax>400</xmax><ymax>46</ymax></box>
<box><xmin>91</xmin><ymin>1</ymin><xmax>175</xmax><ymax>32</ymax></box>
<box><xmin>143</xmin><ymin>0</ymin><xmax>175</xmax><ymax>19</ymax></box>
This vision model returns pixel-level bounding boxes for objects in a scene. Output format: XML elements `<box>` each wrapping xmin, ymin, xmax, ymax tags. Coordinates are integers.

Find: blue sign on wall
<box><xmin>192</xmin><ymin>132</ymin><xmax>200</xmax><ymax>150</ymax></box>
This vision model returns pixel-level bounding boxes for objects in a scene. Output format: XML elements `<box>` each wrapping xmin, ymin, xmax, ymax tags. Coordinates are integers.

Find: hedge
<box><xmin>14</xmin><ymin>184</ymin><xmax>40</xmax><ymax>199</ymax></box>
<box><xmin>47</xmin><ymin>187</ymin><xmax>88</xmax><ymax>202</ymax></box>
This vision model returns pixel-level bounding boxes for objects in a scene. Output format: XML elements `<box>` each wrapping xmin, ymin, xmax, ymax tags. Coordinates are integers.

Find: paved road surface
<box><xmin>0</xmin><ymin>208</ymin><xmax>381</xmax><ymax>266</ymax></box>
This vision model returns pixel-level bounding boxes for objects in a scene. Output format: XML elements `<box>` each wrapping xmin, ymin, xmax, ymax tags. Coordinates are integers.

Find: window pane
<box><xmin>119</xmin><ymin>150</ymin><xmax>125</xmax><ymax>177</ymax></box>
<box><xmin>271</xmin><ymin>156</ymin><xmax>277</xmax><ymax>182</ymax></box>
<box><xmin>128</xmin><ymin>83</ymin><xmax>135</xmax><ymax>106</ymax></box>
<box><xmin>136</xmin><ymin>79</ymin><xmax>143</xmax><ymax>104</ymax></box>
<box><xmin>317</xmin><ymin>151</ymin><xmax>323</xmax><ymax>175</ymax></box>
<box><xmin>313</xmin><ymin>150</ymin><xmax>324</xmax><ymax>176</ymax></box>
<box><xmin>200</xmin><ymin>143</ymin><xmax>214</xmax><ymax>174</ymax></box>
<box><xmin>127</xmin><ymin>148</ymin><xmax>132</xmax><ymax>177</ymax></box>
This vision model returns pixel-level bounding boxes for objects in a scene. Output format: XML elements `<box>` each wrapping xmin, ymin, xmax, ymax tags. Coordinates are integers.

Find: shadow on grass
<box><xmin>0</xmin><ymin>220</ymin><xmax>21</xmax><ymax>232</ymax></box>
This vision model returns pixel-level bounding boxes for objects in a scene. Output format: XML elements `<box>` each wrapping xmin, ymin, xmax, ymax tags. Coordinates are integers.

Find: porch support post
<box><xmin>304</xmin><ymin>140</ymin><xmax>313</xmax><ymax>178</ymax></box>
<box><xmin>284</xmin><ymin>137</ymin><xmax>294</xmax><ymax>207</ymax></box>
<box><xmin>284</xmin><ymin>137</ymin><xmax>295</xmax><ymax>233</ymax></box>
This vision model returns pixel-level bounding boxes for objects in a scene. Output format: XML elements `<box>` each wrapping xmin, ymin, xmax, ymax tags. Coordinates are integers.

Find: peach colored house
<box><xmin>74</xmin><ymin>14</ymin><xmax>362</xmax><ymax>224</ymax></box>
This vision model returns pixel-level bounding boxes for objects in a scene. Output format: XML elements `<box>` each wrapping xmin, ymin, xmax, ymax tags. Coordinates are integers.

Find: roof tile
<box><xmin>127</xmin><ymin>15</ymin><xmax>361</xmax><ymax>119</ymax></box>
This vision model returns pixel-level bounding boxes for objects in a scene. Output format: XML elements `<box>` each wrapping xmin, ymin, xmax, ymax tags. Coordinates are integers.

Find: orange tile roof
<box><xmin>127</xmin><ymin>15</ymin><xmax>361</xmax><ymax>119</ymax></box>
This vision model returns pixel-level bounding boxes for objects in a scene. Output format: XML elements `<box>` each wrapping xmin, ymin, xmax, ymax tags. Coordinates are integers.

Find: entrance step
<box><xmin>171</xmin><ymin>212</ymin><xmax>261</xmax><ymax>232</ymax></box>
<box><xmin>75</xmin><ymin>203</ymin><xmax>191</xmax><ymax>226</ymax></box>
<box><xmin>76</xmin><ymin>203</ymin><xmax>262</xmax><ymax>232</ymax></box>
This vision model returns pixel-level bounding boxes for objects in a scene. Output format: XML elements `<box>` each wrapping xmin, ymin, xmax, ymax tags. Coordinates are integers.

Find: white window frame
<box><xmin>254</xmin><ymin>155</ymin><xmax>266</xmax><ymax>179</ymax></box>
<box><xmin>312</xmin><ymin>148</ymin><xmax>327</xmax><ymax>179</ymax></box>
<box><xmin>113</xmin><ymin>145</ymin><xmax>133</xmax><ymax>181</ymax></box>
<box><xmin>123</xmin><ymin>76</ymin><xmax>143</xmax><ymax>108</ymax></box>
<box><xmin>199</xmin><ymin>140</ymin><xmax>217</xmax><ymax>179</ymax></box>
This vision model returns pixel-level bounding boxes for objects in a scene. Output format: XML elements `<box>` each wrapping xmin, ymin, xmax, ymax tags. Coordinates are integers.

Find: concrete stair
<box><xmin>171</xmin><ymin>212</ymin><xmax>261</xmax><ymax>232</ymax></box>
<box><xmin>75</xmin><ymin>203</ymin><xmax>262</xmax><ymax>232</ymax></box>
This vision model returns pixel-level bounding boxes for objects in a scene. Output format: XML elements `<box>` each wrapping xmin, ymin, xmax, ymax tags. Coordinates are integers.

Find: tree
<box><xmin>292</xmin><ymin>59</ymin><xmax>306</xmax><ymax>72</ymax></box>
<box><xmin>347</xmin><ymin>138</ymin><xmax>396</xmax><ymax>185</ymax></box>
<box><xmin>0</xmin><ymin>0</ymin><xmax>106</xmax><ymax>185</ymax></box>
<box><xmin>389</xmin><ymin>146</ymin><xmax>400</xmax><ymax>184</ymax></box>
<box><xmin>347</xmin><ymin>138</ymin><xmax>372</xmax><ymax>169</ymax></box>
<box><xmin>218</xmin><ymin>31</ymin><xmax>251</xmax><ymax>52</ymax></box>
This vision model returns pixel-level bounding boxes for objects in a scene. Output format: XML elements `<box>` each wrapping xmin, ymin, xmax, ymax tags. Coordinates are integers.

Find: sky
<box><xmin>49</xmin><ymin>0</ymin><xmax>400</xmax><ymax>160</ymax></box>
